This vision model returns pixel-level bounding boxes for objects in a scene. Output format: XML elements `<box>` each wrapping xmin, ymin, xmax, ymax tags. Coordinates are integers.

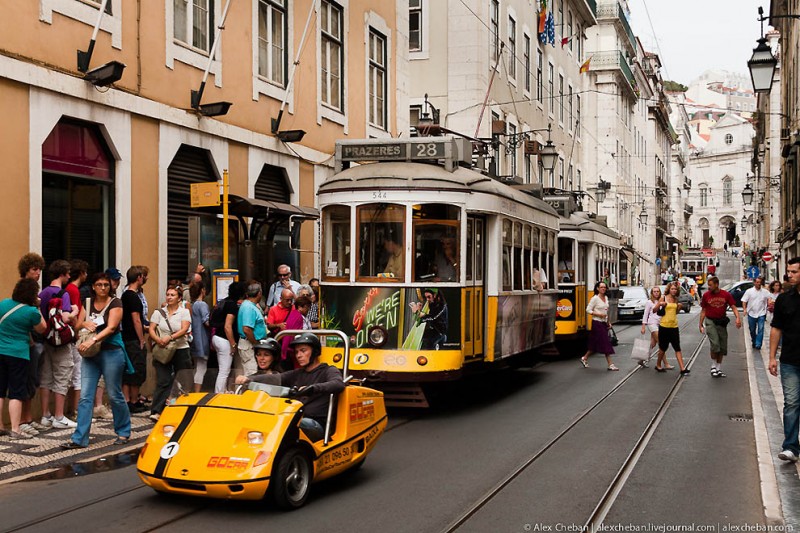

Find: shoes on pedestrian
<box><xmin>128</xmin><ymin>401</ymin><xmax>147</xmax><ymax>414</ymax></box>
<box><xmin>716</xmin><ymin>370</ymin><xmax>727</xmax><ymax>378</ymax></box>
<box><xmin>754</xmin><ymin>346</ymin><xmax>762</xmax><ymax>350</ymax></box>
<box><xmin>40</xmin><ymin>415</ymin><xmax>54</xmax><ymax>428</ymax></box>
<box><xmin>52</xmin><ymin>416</ymin><xmax>78</xmax><ymax>429</ymax></box>
<box><xmin>18</xmin><ymin>423</ymin><xmax>39</xmax><ymax>436</ymax></box>
<box><xmin>9</xmin><ymin>430</ymin><xmax>33</xmax><ymax>440</ymax></box>
<box><xmin>93</xmin><ymin>405</ymin><xmax>113</xmax><ymax>420</ymax></box>
<box><xmin>580</xmin><ymin>357</ymin><xmax>589</xmax><ymax>368</ymax></box>
<box><xmin>655</xmin><ymin>367</ymin><xmax>666</xmax><ymax>373</ymax></box>
<box><xmin>607</xmin><ymin>364</ymin><xmax>619</xmax><ymax>371</ymax></box>
<box><xmin>778</xmin><ymin>450</ymin><xmax>798</xmax><ymax>463</ymax></box>
<box><xmin>60</xmin><ymin>441</ymin><xmax>86</xmax><ymax>450</ymax></box>
<box><xmin>29</xmin><ymin>420</ymin><xmax>49</xmax><ymax>431</ymax></box>
<box><xmin>664</xmin><ymin>364</ymin><xmax>675</xmax><ymax>370</ymax></box>
<box><xmin>638</xmin><ymin>360</ymin><xmax>648</xmax><ymax>368</ymax></box>
<box><xmin>112</xmin><ymin>437</ymin><xmax>130</xmax><ymax>445</ymax></box>
<box><xmin>711</xmin><ymin>368</ymin><xmax>720</xmax><ymax>377</ymax></box>
<box><xmin>680</xmin><ymin>368</ymin><xmax>691</xmax><ymax>375</ymax></box>
<box><xmin>0</xmin><ymin>428</ymin><xmax>9</xmax><ymax>437</ymax></box>
<box><xmin>149</xmin><ymin>413</ymin><xmax>160</xmax><ymax>422</ymax></box>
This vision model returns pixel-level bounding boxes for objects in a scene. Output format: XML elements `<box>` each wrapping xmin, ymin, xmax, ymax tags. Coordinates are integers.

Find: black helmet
<box><xmin>254</xmin><ymin>338</ymin><xmax>280</xmax><ymax>355</ymax></box>
<box><xmin>289</xmin><ymin>332</ymin><xmax>322</xmax><ymax>358</ymax></box>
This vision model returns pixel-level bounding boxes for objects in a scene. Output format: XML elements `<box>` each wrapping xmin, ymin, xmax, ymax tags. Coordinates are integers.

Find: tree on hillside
<box><xmin>664</xmin><ymin>80</ymin><xmax>688</xmax><ymax>92</ymax></box>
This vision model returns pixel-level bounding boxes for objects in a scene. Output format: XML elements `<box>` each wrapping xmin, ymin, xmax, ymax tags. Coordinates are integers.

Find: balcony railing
<box><xmin>591</xmin><ymin>50</ymin><xmax>636</xmax><ymax>94</ymax></box>
<box><xmin>597</xmin><ymin>1</ymin><xmax>636</xmax><ymax>51</ymax></box>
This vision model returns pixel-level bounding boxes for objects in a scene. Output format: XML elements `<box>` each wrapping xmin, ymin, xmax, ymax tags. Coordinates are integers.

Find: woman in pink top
<box><xmin>639</xmin><ymin>286</ymin><xmax>671</xmax><ymax>368</ymax></box>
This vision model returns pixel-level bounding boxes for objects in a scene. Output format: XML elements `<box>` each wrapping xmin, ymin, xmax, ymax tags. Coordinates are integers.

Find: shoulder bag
<box><xmin>77</xmin><ymin>297</ymin><xmax>114</xmax><ymax>358</ymax></box>
<box><xmin>0</xmin><ymin>304</ymin><xmax>25</xmax><ymax>328</ymax></box>
<box><xmin>152</xmin><ymin>308</ymin><xmax>178</xmax><ymax>364</ymax></box>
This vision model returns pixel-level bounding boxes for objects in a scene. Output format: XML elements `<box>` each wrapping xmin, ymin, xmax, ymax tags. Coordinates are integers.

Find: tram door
<box><xmin>464</xmin><ymin>217</ymin><xmax>485</xmax><ymax>359</ymax></box>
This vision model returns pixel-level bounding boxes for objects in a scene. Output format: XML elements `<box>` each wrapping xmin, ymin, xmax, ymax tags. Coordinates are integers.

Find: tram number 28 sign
<box><xmin>339</xmin><ymin>140</ymin><xmax>446</xmax><ymax>162</ymax></box>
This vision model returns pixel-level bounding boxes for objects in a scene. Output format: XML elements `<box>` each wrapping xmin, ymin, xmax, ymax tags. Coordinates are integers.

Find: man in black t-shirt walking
<box><xmin>769</xmin><ymin>257</ymin><xmax>800</xmax><ymax>463</ymax></box>
<box><xmin>121</xmin><ymin>266</ymin><xmax>148</xmax><ymax>413</ymax></box>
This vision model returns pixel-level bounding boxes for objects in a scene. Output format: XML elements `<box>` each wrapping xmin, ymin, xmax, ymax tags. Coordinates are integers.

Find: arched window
<box><xmin>722</xmin><ymin>177</ymin><xmax>732</xmax><ymax>206</ymax></box>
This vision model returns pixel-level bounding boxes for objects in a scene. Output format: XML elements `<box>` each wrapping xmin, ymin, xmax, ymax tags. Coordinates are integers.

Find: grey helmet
<box><xmin>254</xmin><ymin>338</ymin><xmax>281</xmax><ymax>355</ymax></box>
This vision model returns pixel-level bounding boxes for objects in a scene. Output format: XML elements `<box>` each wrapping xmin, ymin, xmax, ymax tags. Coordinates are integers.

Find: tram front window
<box><xmin>357</xmin><ymin>203</ymin><xmax>405</xmax><ymax>280</ymax></box>
<box><xmin>322</xmin><ymin>205</ymin><xmax>351</xmax><ymax>279</ymax></box>
<box><xmin>413</xmin><ymin>204</ymin><xmax>460</xmax><ymax>282</ymax></box>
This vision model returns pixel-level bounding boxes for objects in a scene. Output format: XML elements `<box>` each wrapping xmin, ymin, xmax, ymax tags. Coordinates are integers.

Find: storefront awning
<box><xmin>226</xmin><ymin>195</ymin><xmax>318</xmax><ymax>220</ymax></box>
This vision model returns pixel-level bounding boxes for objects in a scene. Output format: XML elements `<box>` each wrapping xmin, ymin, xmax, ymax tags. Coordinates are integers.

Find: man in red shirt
<box><xmin>699</xmin><ymin>276</ymin><xmax>742</xmax><ymax>378</ymax></box>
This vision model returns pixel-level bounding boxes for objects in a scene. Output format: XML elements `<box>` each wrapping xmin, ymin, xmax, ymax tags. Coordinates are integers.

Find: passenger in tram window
<box><xmin>654</xmin><ymin>282</ymin><xmax>689</xmax><ymax>375</ymax></box>
<box><xmin>534</xmin><ymin>265</ymin><xmax>548</xmax><ymax>289</ymax></box>
<box><xmin>432</xmin><ymin>237</ymin><xmax>458</xmax><ymax>282</ymax></box>
<box><xmin>410</xmin><ymin>289</ymin><xmax>449</xmax><ymax>350</ymax></box>
<box><xmin>382</xmin><ymin>234</ymin><xmax>403</xmax><ymax>277</ymax></box>
<box><xmin>580</xmin><ymin>282</ymin><xmax>617</xmax><ymax>370</ymax></box>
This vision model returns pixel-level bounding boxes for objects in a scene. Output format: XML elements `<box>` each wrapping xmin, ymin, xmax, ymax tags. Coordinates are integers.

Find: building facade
<box><xmin>0</xmin><ymin>0</ymin><xmax>407</xmax><ymax>298</ymax></box>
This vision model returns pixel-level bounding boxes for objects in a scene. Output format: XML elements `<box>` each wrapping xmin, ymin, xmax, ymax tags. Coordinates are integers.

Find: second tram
<box><xmin>316</xmin><ymin>137</ymin><xmax>560</xmax><ymax>405</ymax></box>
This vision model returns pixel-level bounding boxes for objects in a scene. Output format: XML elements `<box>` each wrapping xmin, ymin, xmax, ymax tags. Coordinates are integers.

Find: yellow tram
<box><xmin>317</xmin><ymin>137</ymin><xmax>560</xmax><ymax>405</ymax></box>
<box><xmin>545</xmin><ymin>191</ymin><xmax>621</xmax><ymax>348</ymax></box>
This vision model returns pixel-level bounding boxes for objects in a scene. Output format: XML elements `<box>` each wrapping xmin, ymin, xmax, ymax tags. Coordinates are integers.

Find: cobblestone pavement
<box><xmin>0</xmin><ymin>411</ymin><xmax>153</xmax><ymax>483</ymax></box>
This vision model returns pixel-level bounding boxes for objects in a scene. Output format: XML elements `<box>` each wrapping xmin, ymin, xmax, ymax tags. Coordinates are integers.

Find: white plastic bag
<box><xmin>631</xmin><ymin>338</ymin><xmax>651</xmax><ymax>362</ymax></box>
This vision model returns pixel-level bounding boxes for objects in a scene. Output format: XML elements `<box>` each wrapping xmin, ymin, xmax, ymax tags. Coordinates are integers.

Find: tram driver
<box><xmin>382</xmin><ymin>234</ymin><xmax>403</xmax><ymax>277</ymax></box>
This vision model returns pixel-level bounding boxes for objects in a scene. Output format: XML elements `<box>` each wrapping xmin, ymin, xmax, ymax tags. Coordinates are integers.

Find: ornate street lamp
<box><xmin>747</xmin><ymin>37</ymin><xmax>777</xmax><ymax>93</ymax></box>
<box><xmin>638</xmin><ymin>204</ymin><xmax>648</xmax><ymax>225</ymax></box>
<box><xmin>669</xmin><ymin>219</ymin><xmax>675</xmax><ymax>233</ymax></box>
<box><xmin>538</xmin><ymin>126</ymin><xmax>559</xmax><ymax>172</ymax></box>
<box><xmin>741</xmin><ymin>215</ymin><xmax>748</xmax><ymax>231</ymax></box>
<box><xmin>741</xmin><ymin>184</ymin><xmax>755</xmax><ymax>205</ymax></box>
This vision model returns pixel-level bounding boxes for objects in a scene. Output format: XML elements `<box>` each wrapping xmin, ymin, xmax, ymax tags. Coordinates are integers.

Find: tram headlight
<box><xmin>417</xmin><ymin>356</ymin><xmax>428</xmax><ymax>366</ymax></box>
<box><xmin>368</xmin><ymin>326</ymin><xmax>388</xmax><ymax>347</ymax></box>
<box><xmin>332</xmin><ymin>352</ymin><xmax>343</xmax><ymax>363</ymax></box>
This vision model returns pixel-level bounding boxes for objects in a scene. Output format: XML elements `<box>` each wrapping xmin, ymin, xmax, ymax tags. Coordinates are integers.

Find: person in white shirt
<box><xmin>741</xmin><ymin>277</ymin><xmax>770</xmax><ymax>350</ymax></box>
<box><xmin>265</xmin><ymin>265</ymin><xmax>301</xmax><ymax>309</ymax></box>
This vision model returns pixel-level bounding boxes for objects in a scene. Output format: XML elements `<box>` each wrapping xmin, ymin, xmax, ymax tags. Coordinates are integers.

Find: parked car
<box><xmin>659</xmin><ymin>284</ymin><xmax>694</xmax><ymax>313</ymax></box>
<box><xmin>616</xmin><ymin>286</ymin><xmax>649</xmax><ymax>322</ymax></box>
<box><xmin>721</xmin><ymin>280</ymin><xmax>754</xmax><ymax>308</ymax></box>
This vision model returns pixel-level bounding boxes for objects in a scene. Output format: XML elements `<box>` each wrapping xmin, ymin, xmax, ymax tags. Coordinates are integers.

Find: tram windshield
<box><xmin>357</xmin><ymin>203</ymin><xmax>405</xmax><ymax>280</ymax></box>
<box><xmin>322</xmin><ymin>205</ymin><xmax>351</xmax><ymax>279</ymax></box>
<box><xmin>413</xmin><ymin>204</ymin><xmax>460</xmax><ymax>282</ymax></box>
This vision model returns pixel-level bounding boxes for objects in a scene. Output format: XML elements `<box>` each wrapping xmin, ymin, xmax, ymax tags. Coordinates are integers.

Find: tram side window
<box><xmin>557</xmin><ymin>237</ymin><xmax>574</xmax><ymax>283</ymax></box>
<box><xmin>513</xmin><ymin>222</ymin><xmax>523</xmax><ymax>290</ymax></box>
<box><xmin>413</xmin><ymin>204</ymin><xmax>460</xmax><ymax>282</ymax></box>
<box><xmin>523</xmin><ymin>225</ymin><xmax>532</xmax><ymax>290</ymax></box>
<box><xmin>532</xmin><ymin>227</ymin><xmax>544</xmax><ymax>289</ymax></box>
<box><xmin>322</xmin><ymin>205</ymin><xmax>351</xmax><ymax>280</ymax></box>
<box><xmin>502</xmin><ymin>219</ymin><xmax>512</xmax><ymax>291</ymax></box>
<box><xmin>547</xmin><ymin>231</ymin><xmax>556</xmax><ymax>288</ymax></box>
<box><xmin>357</xmin><ymin>203</ymin><xmax>405</xmax><ymax>280</ymax></box>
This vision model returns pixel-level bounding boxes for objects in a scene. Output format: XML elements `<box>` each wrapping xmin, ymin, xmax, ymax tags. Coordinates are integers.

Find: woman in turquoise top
<box><xmin>62</xmin><ymin>272</ymin><xmax>132</xmax><ymax>449</ymax></box>
<box><xmin>0</xmin><ymin>279</ymin><xmax>47</xmax><ymax>439</ymax></box>
<box><xmin>654</xmin><ymin>282</ymin><xmax>690</xmax><ymax>375</ymax></box>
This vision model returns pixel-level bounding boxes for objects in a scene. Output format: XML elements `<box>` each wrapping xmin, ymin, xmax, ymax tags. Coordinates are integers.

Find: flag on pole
<box><xmin>579</xmin><ymin>56</ymin><xmax>592</xmax><ymax>74</ymax></box>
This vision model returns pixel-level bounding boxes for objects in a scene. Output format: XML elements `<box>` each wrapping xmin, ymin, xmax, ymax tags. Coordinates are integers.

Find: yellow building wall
<box><xmin>0</xmin><ymin>79</ymin><xmax>31</xmax><ymax>297</ymax></box>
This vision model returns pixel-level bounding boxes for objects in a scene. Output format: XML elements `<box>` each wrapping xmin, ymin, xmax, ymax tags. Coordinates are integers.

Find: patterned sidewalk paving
<box><xmin>0</xmin><ymin>412</ymin><xmax>154</xmax><ymax>483</ymax></box>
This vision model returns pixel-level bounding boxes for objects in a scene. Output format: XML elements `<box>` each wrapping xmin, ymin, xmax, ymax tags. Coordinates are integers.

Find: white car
<box><xmin>617</xmin><ymin>286</ymin><xmax>649</xmax><ymax>322</ymax></box>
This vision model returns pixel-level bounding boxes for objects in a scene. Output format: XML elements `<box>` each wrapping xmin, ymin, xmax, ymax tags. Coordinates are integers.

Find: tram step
<box><xmin>373</xmin><ymin>383</ymin><xmax>429</xmax><ymax>408</ymax></box>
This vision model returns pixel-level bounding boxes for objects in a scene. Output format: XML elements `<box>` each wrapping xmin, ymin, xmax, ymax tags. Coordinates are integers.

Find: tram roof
<box><xmin>319</xmin><ymin>162</ymin><xmax>559</xmax><ymax>218</ymax></box>
<box><xmin>559</xmin><ymin>212</ymin><xmax>619</xmax><ymax>242</ymax></box>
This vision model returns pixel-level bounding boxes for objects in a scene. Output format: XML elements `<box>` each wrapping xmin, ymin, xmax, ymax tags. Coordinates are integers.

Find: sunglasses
<box><xmin>279</xmin><ymin>273</ymin><xmax>290</xmax><ymax>277</ymax></box>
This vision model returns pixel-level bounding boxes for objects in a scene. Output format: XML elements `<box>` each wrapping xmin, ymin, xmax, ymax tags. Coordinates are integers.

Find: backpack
<box><xmin>45</xmin><ymin>289</ymin><xmax>75</xmax><ymax>346</ymax></box>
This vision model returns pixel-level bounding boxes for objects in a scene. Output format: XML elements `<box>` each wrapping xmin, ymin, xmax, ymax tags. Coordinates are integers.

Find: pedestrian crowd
<box><xmin>0</xmin><ymin>255</ymin><xmax>321</xmax><ymax>447</ymax></box>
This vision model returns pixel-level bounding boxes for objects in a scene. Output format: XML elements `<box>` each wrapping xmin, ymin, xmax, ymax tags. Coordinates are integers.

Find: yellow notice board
<box><xmin>190</xmin><ymin>182</ymin><xmax>221</xmax><ymax>208</ymax></box>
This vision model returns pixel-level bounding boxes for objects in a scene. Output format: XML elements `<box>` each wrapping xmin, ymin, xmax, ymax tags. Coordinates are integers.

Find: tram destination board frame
<box><xmin>335</xmin><ymin>137</ymin><xmax>471</xmax><ymax>172</ymax></box>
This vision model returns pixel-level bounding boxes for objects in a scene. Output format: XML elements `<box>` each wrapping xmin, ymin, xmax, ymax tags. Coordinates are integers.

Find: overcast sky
<box><xmin>627</xmin><ymin>0</ymin><xmax>772</xmax><ymax>85</ymax></box>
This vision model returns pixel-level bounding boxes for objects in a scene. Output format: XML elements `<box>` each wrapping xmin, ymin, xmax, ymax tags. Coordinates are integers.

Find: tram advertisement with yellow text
<box><xmin>321</xmin><ymin>286</ymin><xmax>461</xmax><ymax>351</ymax></box>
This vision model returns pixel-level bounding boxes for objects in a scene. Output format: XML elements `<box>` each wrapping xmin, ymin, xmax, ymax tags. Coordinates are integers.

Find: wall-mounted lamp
<box><xmin>595</xmin><ymin>179</ymin><xmax>610</xmax><ymax>203</ymax></box>
<box><xmin>740</xmin><ymin>215</ymin><xmax>748</xmax><ymax>231</ymax></box>
<box><xmin>747</xmin><ymin>7</ymin><xmax>800</xmax><ymax>93</ymax></box>
<box><xmin>76</xmin><ymin>0</ymin><xmax>125</xmax><ymax>86</ymax></box>
<box><xmin>190</xmin><ymin>0</ymin><xmax>233</xmax><ymax>118</ymax></box>
<box><xmin>669</xmin><ymin>219</ymin><xmax>676</xmax><ymax>234</ymax></box>
<box><xmin>741</xmin><ymin>183</ymin><xmax>755</xmax><ymax>205</ymax></box>
<box><xmin>83</xmin><ymin>60</ymin><xmax>126</xmax><ymax>87</ymax></box>
<box><xmin>639</xmin><ymin>203</ymin><xmax>648</xmax><ymax>225</ymax></box>
<box><xmin>276</xmin><ymin>129</ymin><xmax>307</xmax><ymax>143</ymax></box>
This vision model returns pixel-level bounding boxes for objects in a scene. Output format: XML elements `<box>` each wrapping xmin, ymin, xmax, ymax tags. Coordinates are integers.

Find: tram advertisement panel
<box><xmin>555</xmin><ymin>287</ymin><xmax>576</xmax><ymax>321</ymax></box>
<box><xmin>321</xmin><ymin>286</ymin><xmax>461</xmax><ymax>350</ymax></box>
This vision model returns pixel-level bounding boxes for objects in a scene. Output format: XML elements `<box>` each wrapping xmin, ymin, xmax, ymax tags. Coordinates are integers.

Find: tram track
<box><xmin>441</xmin><ymin>314</ymin><xmax>704</xmax><ymax>532</ymax></box>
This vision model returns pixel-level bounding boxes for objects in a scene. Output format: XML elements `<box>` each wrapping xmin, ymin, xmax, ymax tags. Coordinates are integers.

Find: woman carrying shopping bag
<box><xmin>581</xmin><ymin>282</ymin><xmax>618</xmax><ymax>371</ymax></box>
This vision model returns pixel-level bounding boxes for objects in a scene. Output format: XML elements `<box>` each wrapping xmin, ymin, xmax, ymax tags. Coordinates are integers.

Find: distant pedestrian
<box><xmin>16</xmin><ymin>253</ymin><xmax>46</xmax><ymax>435</ymax></box>
<box><xmin>297</xmin><ymin>283</ymin><xmax>319</xmax><ymax>329</ymax></box>
<box><xmin>189</xmin><ymin>282</ymin><xmax>211</xmax><ymax>392</ymax></box>
<box><xmin>768</xmin><ymin>257</ymin><xmax>800</xmax><ymax>462</ymax></box>
<box><xmin>237</xmin><ymin>283</ymin><xmax>267</xmax><ymax>376</ymax></box>
<box><xmin>741</xmin><ymin>277</ymin><xmax>770</xmax><ymax>350</ymax></box>
<box><xmin>581</xmin><ymin>282</ymin><xmax>617</xmax><ymax>371</ymax></box>
<box><xmin>38</xmin><ymin>259</ymin><xmax>77</xmax><ymax>430</ymax></box>
<box><xmin>0</xmin><ymin>279</ymin><xmax>47</xmax><ymax>439</ymax></box>
<box><xmin>281</xmin><ymin>295</ymin><xmax>311</xmax><ymax>368</ymax></box>
<box><xmin>699</xmin><ymin>276</ymin><xmax>742</xmax><ymax>378</ymax></box>
<box><xmin>766</xmin><ymin>280</ymin><xmax>782</xmax><ymax>325</ymax></box>
<box><xmin>61</xmin><ymin>272</ymin><xmax>131</xmax><ymax>449</ymax></box>
<box><xmin>209</xmin><ymin>281</ymin><xmax>245</xmax><ymax>393</ymax></box>
<box><xmin>121</xmin><ymin>266</ymin><xmax>148</xmax><ymax>413</ymax></box>
<box><xmin>265</xmin><ymin>265</ymin><xmax>300</xmax><ymax>309</ymax></box>
<box><xmin>148</xmin><ymin>285</ymin><xmax>192</xmax><ymax>422</ymax></box>
<box><xmin>640</xmin><ymin>286</ymin><xmax>666</xmax><ymax>368</ymax></box>
<box><xmin>654</xmin><ymin>282</ymin><xmax>689</xmax><ymax>375</ymax></box>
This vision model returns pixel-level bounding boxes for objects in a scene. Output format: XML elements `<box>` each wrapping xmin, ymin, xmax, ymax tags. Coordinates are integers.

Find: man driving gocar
<box><xmin>236</xmin><ymin>332</ymin><xmax>344</xmax><ymax>441</ymax></box>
